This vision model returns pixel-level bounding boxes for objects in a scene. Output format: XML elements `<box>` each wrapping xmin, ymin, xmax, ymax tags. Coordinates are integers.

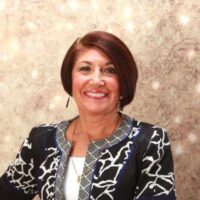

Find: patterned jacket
<box><xmin>0</xmin><ymin>114</ymin><xmax>176</xmax><ymax>200</ymax></box>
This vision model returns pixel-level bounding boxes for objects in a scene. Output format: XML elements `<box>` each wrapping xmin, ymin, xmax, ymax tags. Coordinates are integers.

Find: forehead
<box><xmin>75</xmin><ymin>48</ymin><xmax>111</xmax><ymax>64</ymax></box>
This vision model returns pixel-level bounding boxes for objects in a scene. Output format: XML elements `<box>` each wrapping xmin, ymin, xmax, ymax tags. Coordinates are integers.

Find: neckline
<box><xmin>56</xmin><ymin>112</ymin><xmax>134</xmax><ymax>152</ymax></box>
<box><xmin>66</xmin><ymin>112</ymin><xmax>132</xmax><ymax>142</ymax></box>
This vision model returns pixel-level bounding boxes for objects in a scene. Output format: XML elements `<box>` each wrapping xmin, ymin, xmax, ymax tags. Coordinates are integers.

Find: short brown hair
<box><xmin>61</xmin><ymin>31</ymin><xmax>138</xmax><ymax>109</ymax></box>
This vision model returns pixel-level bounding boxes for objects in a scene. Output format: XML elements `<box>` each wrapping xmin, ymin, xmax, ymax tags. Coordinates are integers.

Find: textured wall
<box><xmin>0</xmin><ymin>1</ymin><xmax>199</xmax><ymax>200</ymax></box>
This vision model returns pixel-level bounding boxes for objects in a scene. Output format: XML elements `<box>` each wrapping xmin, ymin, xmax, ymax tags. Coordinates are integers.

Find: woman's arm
<box><xmin>0</xmin><ymin>128</ymin><xmax>38</xmax><ymax>200</ymax></box>
<box><xmin>134</xmin><ymin>126</ymin><xmax>176</xmax><ymax>200</ymax></box>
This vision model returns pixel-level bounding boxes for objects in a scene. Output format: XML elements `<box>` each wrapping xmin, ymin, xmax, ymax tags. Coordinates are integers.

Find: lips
<box><xmin>84</xmin><ymin>90</ymin><xmax>108</xmax><ymax>98</ymax></box>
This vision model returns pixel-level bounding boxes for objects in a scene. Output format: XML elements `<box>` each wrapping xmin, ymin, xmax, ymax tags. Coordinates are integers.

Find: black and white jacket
<box><xmin>0</xmin><ymin>114</ymin><xmax>176</xmax><ymax>200</ymax></box>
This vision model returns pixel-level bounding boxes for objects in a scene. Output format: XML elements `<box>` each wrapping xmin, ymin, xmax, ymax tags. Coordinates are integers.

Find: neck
<box><xmin>75</xmin><ymin>111</ymin><xmax>122</xmax><ymax>141</ymax></box>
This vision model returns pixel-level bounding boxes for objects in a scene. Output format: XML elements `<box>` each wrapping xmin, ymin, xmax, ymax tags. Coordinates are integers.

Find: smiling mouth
<box><xmin>85</xmin><ymin>91</ymin><xmax>107</xmax><ymax>98</ymax></box>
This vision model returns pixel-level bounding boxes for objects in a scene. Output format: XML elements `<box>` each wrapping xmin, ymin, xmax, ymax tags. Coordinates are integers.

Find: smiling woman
<box><xmin>0</xmin><ymin>31</ymin><xmax>176</xmax><ymax>200</ymax></box>
<box><xmin>61</xmin><ymin>31</ymin><xmax>138</xmax><ymax>111</ymax></box>
<box><xmin>72</xmin><ymin>48</ymin><xmax>120</xmax><ymax>116</ymax></box>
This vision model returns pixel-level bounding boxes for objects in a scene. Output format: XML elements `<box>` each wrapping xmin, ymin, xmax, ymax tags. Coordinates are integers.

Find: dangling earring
<box><xmin>118</xmin><ymin>96</ymin><xmax>123</xmax><ymax>112</ymax></box>
<box><xmin>66</xmin><ymin>96</ymin><xmax>70</xmax><ymax>108</ymax></box>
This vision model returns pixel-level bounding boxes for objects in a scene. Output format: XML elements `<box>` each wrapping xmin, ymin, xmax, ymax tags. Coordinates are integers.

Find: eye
<box><xmin>79</xmin><ymin>66</ymin><xmax>91</xmax><ymax>72</ymax></box>
<box><xmin>103</xmin><ymin>66</ymin><xmax>117</xmax><ymax>75</ymax></box>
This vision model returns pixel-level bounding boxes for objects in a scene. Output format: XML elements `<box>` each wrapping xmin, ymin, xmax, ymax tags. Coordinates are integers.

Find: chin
<box><xmin>82</xmin><ymin>105</ymin><xmax>113</xmax><ymax>115</ymax></box>
<box><xmin>86</xmin><ymin>108</ymin><xmax>107</xmax><ymax>115</ymax></box>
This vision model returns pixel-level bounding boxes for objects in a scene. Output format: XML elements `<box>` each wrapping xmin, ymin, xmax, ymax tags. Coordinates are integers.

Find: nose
<box><xmin>90</xmin><ymin>69</ymin><xmax>104</xmax><ymax>86</ymax></box>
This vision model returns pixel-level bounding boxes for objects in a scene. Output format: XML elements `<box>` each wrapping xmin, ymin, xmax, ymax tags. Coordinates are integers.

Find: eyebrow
<box><xmin>77</xmin><ymin>61</ymin><xmax>114</xmax><ymax>65</ymax></box>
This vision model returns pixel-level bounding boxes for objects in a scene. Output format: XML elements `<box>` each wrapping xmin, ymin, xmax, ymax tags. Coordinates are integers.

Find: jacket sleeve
<box><xmin>0</xmin><ymin>127</ymin><xmax>38</xmax><ymax>200</ymax></box>
<box><xmin>134</xmin><ymin>126</ymin><xmax>176</xmax><ymax>200</ymax></box>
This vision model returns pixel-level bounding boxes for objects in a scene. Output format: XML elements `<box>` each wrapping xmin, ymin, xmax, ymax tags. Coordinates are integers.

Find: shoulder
<box><xmin>30</xmin><ymin>121</ymin><xmax>68</xmax><ymax>132</ymax></box>
<box><xmin>29</xmin><ymin>123</ymin><xmax>58</xmax><ymax>136</ymax></box>
<box><xmin>33</xmin><ymin>123</ymin><xmax>59</xmax><ymax>130</ymax></box>
<box><xmin>126</xmin><ymin>116</ymin><xmax>170</xmax><ymax>157</ymax></box>
<box><xmin>27</xmin><ymin>121</ymin><xmax>68</xmax><ymax>143</ymax></box>
<box><xmin>25</xmin><ymin>121</ymin><xmax>68</xmax><ymax>156</ymax></box>
<box><xmin>131</xmin><ymin>118</ymin><xmax>168</xmax><ymax>141</ymax></box>
<box><xmin>121</xmin><ymin>113</ymin><xmax>168</xmax><ymax>143</ymax></box>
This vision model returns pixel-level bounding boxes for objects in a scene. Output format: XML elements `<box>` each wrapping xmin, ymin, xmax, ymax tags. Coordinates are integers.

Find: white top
<box><xmin>64</xmin><ymin>157</ymin><xmax>85</xmax><ymax>200</ymax></box>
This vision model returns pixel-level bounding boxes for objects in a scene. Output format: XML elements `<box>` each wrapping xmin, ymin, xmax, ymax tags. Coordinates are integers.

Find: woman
<box><xmin>0</xmin><ymin>31</ymin><xmax>176</xmax><ymax>200</ymax></box>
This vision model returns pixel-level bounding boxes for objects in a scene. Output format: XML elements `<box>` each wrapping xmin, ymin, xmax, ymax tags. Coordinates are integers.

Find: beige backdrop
<box><xmin>0</xmin><ymin>1</ymin><xmax>199</xmax><ymax>200</ymax></box>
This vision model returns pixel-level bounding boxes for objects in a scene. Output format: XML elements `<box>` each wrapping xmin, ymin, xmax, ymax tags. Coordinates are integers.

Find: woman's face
<box><xmin>72</xmin><ymin>48</ymin><xmax>120</xmax><ymax>115</ymax></box>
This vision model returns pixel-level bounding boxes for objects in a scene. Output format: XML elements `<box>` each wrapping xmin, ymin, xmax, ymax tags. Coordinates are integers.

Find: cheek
<box><xmin>109</xmin><ymin>78</ymin><xmax>120</xmax><ymax>91</ymax></box>
<box><xmin>72</xmin><ymin>77</ymin><xmax>80</xmax><ymax>94</ymax></box>
<box><xmin>72</xmin><ymin>74</ymin><xmax>88</xmax><ymax>93</ymax></box>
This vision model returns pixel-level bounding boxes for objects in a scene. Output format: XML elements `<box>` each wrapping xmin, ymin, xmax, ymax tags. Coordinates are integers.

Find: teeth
<box><xmin>86</xmin><ymin>92</ymin><xmax>106</xmax><ymax>97</ymax></box>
